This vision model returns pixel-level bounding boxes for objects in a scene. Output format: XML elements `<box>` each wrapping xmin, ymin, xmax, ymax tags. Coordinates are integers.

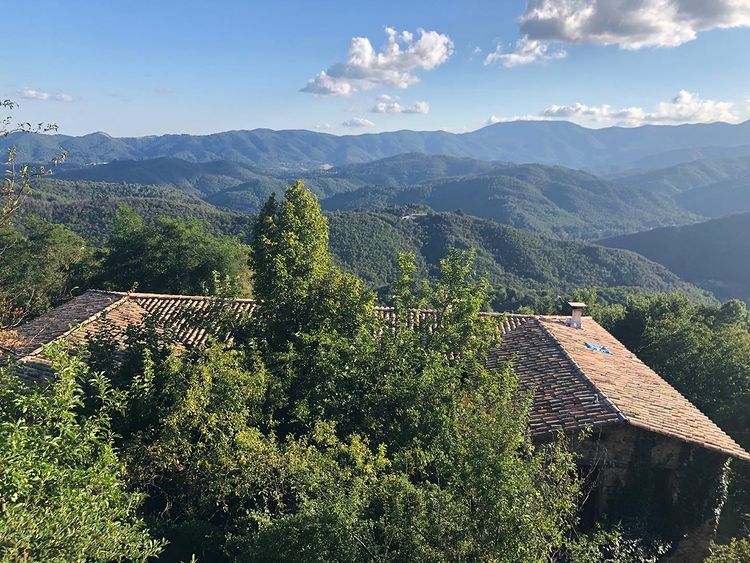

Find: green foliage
<box><xmin>96</xmin><ymin>205</ymin><xmax>252</xmax><ymax>295</ymax></box>
<box><xmin>708</xmin><ymin>535</ymin><xmax>750</xmax><ymax>562</ymax></box>
<box><xmin>21</xmin><ymin>178</ymin><xmax>253</xmax><ymax>246</ymax></box>
<box><xmin>83</xmin><ymin>182</ymin><xmax>588</xmax><ymax>561</ymax></box>
<box><xmin>0</xmin><ymin>217</ymin><xmax>94</xmax><ymax>326</ymax></box>
<box><xmin>607</xmin><ymin>294</ymin><xmax>750</xmax><ymax>542</ymax></box>
<box><xmin>0</xmin><ymin>345</ymin><xmax>163</xmax><ymax>562</ymax></box>
<box><xmin>326</xmin><ymin>209</ymin><xmax>708</xmax><ymax>312</ymax></box>
<box><xmin>321</xmin><ymin>159</ymin><xmax>695</xmax><ymax>240</ymax></box>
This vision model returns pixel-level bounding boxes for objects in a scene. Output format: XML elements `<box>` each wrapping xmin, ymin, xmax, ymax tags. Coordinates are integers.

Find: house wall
<box><xmin>574</xmin><ymin>425</ymin><xmax>729</xmax><ymax>562</ymax></box>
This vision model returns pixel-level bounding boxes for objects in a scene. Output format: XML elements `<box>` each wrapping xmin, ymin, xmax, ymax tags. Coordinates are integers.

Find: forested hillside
<box><xmin>614</xmin><ymin>154</ymin><xmax>750</xmax><ymax>218</ymax></box>
<box><xmin>601</xmin><ymin>212</ymin><xmax>750</xmax><ymax>303</ymax></box>
<box><xmin>328</xmin><ymin>210</ymin><xmax>707</xmax><ymax>309</ymax></box>
<box><xmin>15</xmin><ymin>176</ymin><xmax>708</xmax><ymax>311</ymax></box>
<box><xmin>57</xmin><ymin>157</ymin><xmax>284</xmax><ymax>196</ymax></box>
<box><xmin>322</xmin><ymin>164</ymin><xmax>695</xmax><ymax>239</ymax></box>
<box><xmin>45</xmin><ymin>154</ymin><xmax>698</xmax><ymax>238</ymax></box>
<box><xmin>20</xmin><ymin>179</ymin><xmax>253</xmax><ymax>245</ymax></box>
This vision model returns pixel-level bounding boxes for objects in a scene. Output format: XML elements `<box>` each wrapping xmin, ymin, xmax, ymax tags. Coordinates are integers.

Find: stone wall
<box><xmin>572</xmin><ymin>425</ymin><xmax>729</xmax><ymax>562</ymax></box>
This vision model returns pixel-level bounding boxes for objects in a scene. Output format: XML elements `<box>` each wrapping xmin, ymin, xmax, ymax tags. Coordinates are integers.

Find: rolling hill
<box><xmin>613</xmin><ymin>153</ymin><xmax>750</xmax><ymax>218</ymax></box>
<box><xmin>321</xmin><ymin>159</ymin><xmax>696</xmax><ymax>240</ymax></box>
<box><xmin>19</xmin><ymin>178</ymin><xmax>708</xmax><ymax>308</ymax></box>
<box><xmin>5</xmin><ymin>118</ymin><xmax>750</xmax><ymax>172</ymax></box>
<box><xmin>48</xmin><ymin>153</ymin><xmax>702</xmax><ymax>239</ymax></box>
<box><xmin>21</xmin><ymin>179</ymin><xmax>253</xmax><ymax>245</ymax></box>
<box><xmin>56</xmin><ymin>157</ymin><xmax>282</xmax><ymax>197</ymax></box>
<box><xmin>601</xmin><ymin>212</ymin><xmax>750</xmax><ymax>303</ymax></box>
<box><xmin>327</xmin><ymin>209</ymin><xmax>709</xmax><ymax>310</ymax></box>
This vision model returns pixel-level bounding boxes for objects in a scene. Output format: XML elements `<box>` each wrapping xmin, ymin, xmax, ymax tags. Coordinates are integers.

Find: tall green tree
<box><xmin>0</xmin><ymin>217</ymin><xmax>94</xmax><ymax>326</ymax></box>
<box><xmin>96</xmin><ymin>205</ymin><xmax>252</xmax><ymax>295</ymax></box>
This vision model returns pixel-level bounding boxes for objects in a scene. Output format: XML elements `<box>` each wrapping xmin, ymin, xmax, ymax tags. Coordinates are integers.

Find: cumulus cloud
<box><xmin>520</xmin><ymin>0</ymin><xmax>750</xmax><ymax>50</ymax></box>
<box><xmin>488</xmin><ymin>91</ymin><xmax>739</xmax><ymax>127</ymax></box>
<box><xmin>302</xmin><ymin>27</ymin><xmax>453</xmax><ymax>95</ymax></box>
<box><xmin>485</xmin><ymin>113</ymin><xmax>546</xmax><ymax>125</ymax></box>
<box><xmin>487</xmin><ymin>1</ymin><xmax>750</xmax><ymax>68</ymax></box>
<box><xmin>370</xmin><ymin>95</ymin><xmax>429</xmax><ymax>114</ymax></box>
<box><xmin>485</xmin><ymin>36</ymin><xmax>566</xmax><ymax>67</ymax></box>
<box><xmin>19</xmin><ymin>88</ymin><xmax>74</xmax><ymax>102</ymax></box>
<box><xmin>342</xmin><ymin>117</ymin><xmax>375</xmax><ymax>128</ymax></box>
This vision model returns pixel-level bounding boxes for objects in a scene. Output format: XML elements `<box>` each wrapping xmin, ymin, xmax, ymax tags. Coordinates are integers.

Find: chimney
<box><xmin>568</xmin><ymin>301</ymin><xmax>587</xmax><ymax>329</ymax></box>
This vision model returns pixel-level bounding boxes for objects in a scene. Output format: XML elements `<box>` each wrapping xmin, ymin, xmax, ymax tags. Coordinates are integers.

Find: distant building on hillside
<box><xmin>2</xmin><ymin>291</ymin><xmax>747</xmax><ymax>562</ymax></box>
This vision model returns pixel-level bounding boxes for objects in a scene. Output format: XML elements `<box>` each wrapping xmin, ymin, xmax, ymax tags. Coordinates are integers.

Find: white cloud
<box><xmin>488</xmin><ymin>90</ymin><xmax>740</xmax><ymax>127</ymax></box>
<box><xmin>484</xmin><ymin>36</ymin><xmax>566</xmax><ymax>67</ymax></box>
<box><xmin>519</xmin><ymin>0</ymin><xmax>750</xmax><ymax>50</ymax></box>
<box><xmin>485</xmin><ymin>113</ymin><xmax>547</xmax><ymax>125</ymax></box>
<box><xmin>314</xmin><ymin>123</ymin><xmax>332</xmax><ymax>130</ymax></box>
<box><xmin>371</xmin><ymin>96</ymin><xmax>430</xmax><ymax>114</ymax></box>
<box><xmin>302</xmin><ymin>27</ymin><xmax>453</xmax><ymax>96</ymax></box>
<box><xmin>19</xmin><ymin>88</ymin><xmax>74</xmax><ymax>102</ymax></box>
<box><xmin>341</xmin><ymin>117</ymin><xmax>375</xmax><ymax>128</ymax></box>
<box><xmin>19</xmin><ymin>88</ymin><xmax>49</xmax><ymax>101</ymax></box>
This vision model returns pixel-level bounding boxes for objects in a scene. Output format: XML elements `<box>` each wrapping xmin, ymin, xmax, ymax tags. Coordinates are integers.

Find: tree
<box><xmin>0</xmin><ymin>217</ymin><xmax>94</xmax><ymax>326</ymax></box>
<box><xmin>96</xmin><ymin>205</ymin><xmax>252</xmax><ymax>295</ymax></box>
<box><xmin>91</xmin><ymin>181</ymin><xmax>586</xmax><ymax>561</ymax></box>
<box><xmin>606</xmin><ymin>294</ymin><xmax>750</xmax><ymax>544</ymax></box>
<box><xmin>0</xmin><ymin>345</ymin><xmax>163</xmax><ymax>561</ymax></box>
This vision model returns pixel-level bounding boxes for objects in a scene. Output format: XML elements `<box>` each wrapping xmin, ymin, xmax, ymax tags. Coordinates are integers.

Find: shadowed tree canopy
<box><xmin>96</xmin><ymin>205</ymin><xmax>252</xmax><ymax>296</ymax></box>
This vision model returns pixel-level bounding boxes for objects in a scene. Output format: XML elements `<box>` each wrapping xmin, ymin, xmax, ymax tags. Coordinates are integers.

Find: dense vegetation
<box><xmin>94</xmin><ymin>206</ymin><xmax>252</xmax><ymax>296</ymax></box>
<box><xmin>614</xmin><ymin>153</ymin><xmax>750</xmax><ymax>218</ymax></box>
<box><xmin>327</xmin><ymin>209</ymin><xmax>708</xmax><ymax>310</ymax></box>
<box><xmin>48</xmin><ymin>153</ymin><xmax>699</xmax><ymax>238</ymax></box>
<box><xmin>0</xmin><ymin>218</ymin><xmax>94</xmax><ymax>326</ymax></box>
<box><xmin>2</xmin><ymin>182</ymin><xmax>601</xmax><ymax>562</ymax></box>
<box><xmin>20</xmin><ymin>178</ymin><xmax>253</xmax><ymax>245</ymax></box>
<box><xmin>588</xmin><ymin>294</ymin><xmax>750</xmax><ymax>550</ymax></box>
<box><xmin>602</xmin><ymin>212</ymin><xmax>750</xmax><ymax>303</ymax></box>
<box><xmin>322</xmin><ymin>166</ymin><xmax>694</xmax><ymax>240</ymax></box>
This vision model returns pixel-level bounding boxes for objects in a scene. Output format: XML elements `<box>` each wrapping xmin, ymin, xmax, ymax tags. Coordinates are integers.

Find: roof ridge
<box><xmin>534</xmin><ymin>318</ymin><xmax>627</xmax><ymax>426</ymax></box>
<box><xmin>23</xmin><ymin>293</ymin><xmax>136</xmax><ymax>357</ymax></box>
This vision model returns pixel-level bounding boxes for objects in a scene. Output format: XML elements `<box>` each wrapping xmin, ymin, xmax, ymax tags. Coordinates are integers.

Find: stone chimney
<box><xmin>568</xmin><ymin>302</ymin><xmax>587</xmax><ymax>329</ymax></box>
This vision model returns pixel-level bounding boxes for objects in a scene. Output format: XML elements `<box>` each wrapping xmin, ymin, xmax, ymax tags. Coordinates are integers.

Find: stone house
<box><xmin>2</xmin><ymin>290</ymin><xmax>748</xmax><ymax>561</ymax></box>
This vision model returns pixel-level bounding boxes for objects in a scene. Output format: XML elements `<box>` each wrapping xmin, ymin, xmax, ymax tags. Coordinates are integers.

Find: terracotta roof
<box><xmin>2</xmin><ymin>290</ymin><xmax>748</xmax><ymax>462</ymax></box>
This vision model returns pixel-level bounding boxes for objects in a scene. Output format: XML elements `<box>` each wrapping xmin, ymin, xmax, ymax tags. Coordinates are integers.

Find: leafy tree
<box><xmin>0</xmin><ymin>345</ymin><xmax>163</xmax><ymax>562</ymax></box>
<box><xmin>0</xmin><ymin>217</ymin><xmax>94</xmax><ymax>326</ymax></box>
<box><xmin>96</xmin><ymin>205</ymin><xmax>252</xmax><ymax>295</ymax></box>
<box><xmin>708</xmin><ymin>535</ymin><xmax>750</xmax><ymax>562</ymax></box>
<box><xmin>91</xmin><ymin>181</ymin><xmax>587</xmax><ymax>561</ymax></box>
<box><xmin>605</xmin><ymin>294</ymin><xmax>750</xmax><ymax>543</ymax></box>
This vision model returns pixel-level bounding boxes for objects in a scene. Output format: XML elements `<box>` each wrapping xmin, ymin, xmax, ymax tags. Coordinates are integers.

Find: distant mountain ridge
<box><xmin>319</xmin><ymin>155</ymin><xmax>698</xmax><ymax>240</ymax></box>
<box><xmin>6</xmin><ymin>119</ymin><xmax>750</xmax><ymax>172</ymax></box>
<box><xmin>601</xmin><ymin>212</ymin><xmax>750</xmax><ymax>303</ymax></box>
<box><xmin>53</xmin><ymin>153</ymin><xmax>698</xmax><ymax>239</ymax></box>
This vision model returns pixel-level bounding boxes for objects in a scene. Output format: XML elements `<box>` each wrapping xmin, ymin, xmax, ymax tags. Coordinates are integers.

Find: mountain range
<box><xmin>10</xmin><ymin>120</ymin><xmax>750</xmax><ymax>306</ymax></box>
<box><xmin>602</xmin><ymin>212</ymin><xmax>750</xmax><ymax>303</ymax></box>
<box><xmin>6</xmin><ymin>119</ymin><xmax>750</xmax><ymax>172</ymax></box>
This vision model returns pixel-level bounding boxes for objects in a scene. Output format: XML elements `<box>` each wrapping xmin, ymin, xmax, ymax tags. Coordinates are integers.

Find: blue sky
<box><xmin>4</xmin><ymin>0</ymin><xmax>750</xmax><ymax>136</ymax></box>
